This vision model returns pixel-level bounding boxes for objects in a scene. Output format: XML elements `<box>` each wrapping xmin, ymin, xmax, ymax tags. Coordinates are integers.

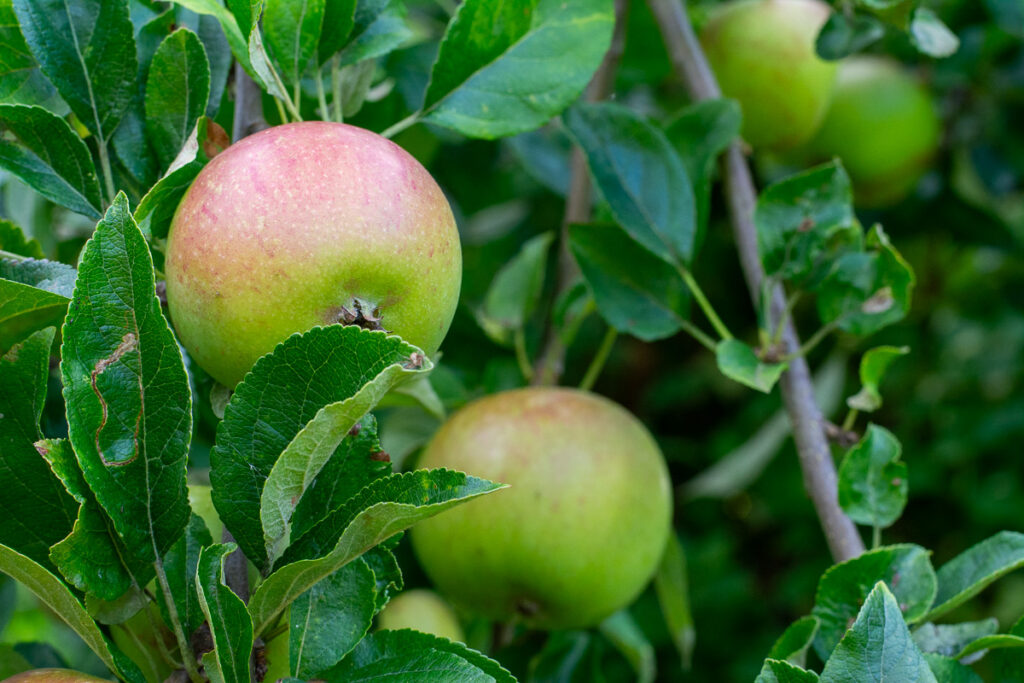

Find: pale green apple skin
<box><xmin>377</xmin><ymin>589</ymin><xmax>465</xmax><ymax>643</ymax></box>
<box><xmin>701</xmin><ymin>0</ymin><xmax>836</xmax><ymax>150</ymax></box>
<box><xmin>187</xmin><ymin>483</ymin><xmax>223</xmax><ymax>542</ymax></box>
<box><xmin>3</xmin><ymin>671</ymin><xmax>111</xmax><ymax>683</ymax></box>
<box><xmin>411</xmin><ymin>387</ymin><xmax>673</xmax><ymax>630</ymax></box>
<box><xmin>809</xmin><ymin>56</ymin><xmax>941</xmax><ymax>207</ymax></box>
<box><xmin>165</xmin><ymin>122</ymin><xmax>462</xmax><ymax>387</ymax></box>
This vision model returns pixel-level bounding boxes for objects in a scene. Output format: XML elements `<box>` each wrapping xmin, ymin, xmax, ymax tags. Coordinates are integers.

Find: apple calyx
<box><xmin>336</xmin><ymin>298</ymin><xmax>387</xmax><ymax>332</ymax></box>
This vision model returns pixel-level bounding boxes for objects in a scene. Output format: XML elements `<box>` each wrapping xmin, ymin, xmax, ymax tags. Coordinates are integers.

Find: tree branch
<box><xmin>233</xmin><ymin>63</ymin><xmax>270</xmax><ymax>143</ymax></box>
<box><xmin>647</xmin><ymin>0</ymin><xmax>864</xmax><ymax>562</ymax></box>
<box><xmin>532</xmin><ymin>0</ymin><xmax>630</xmax><ymax>385</ymax></box>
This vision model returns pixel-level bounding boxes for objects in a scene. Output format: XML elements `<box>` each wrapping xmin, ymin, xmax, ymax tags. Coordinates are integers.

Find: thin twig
<box><xmin>647</xmin><ymin>0</ymin><xmax>864</xmax><ymax>562</ymax></box>
<box><xmin>533</xmin><ymin>0</ymin><xmax>630</xmax><ymax>385</ymax></box>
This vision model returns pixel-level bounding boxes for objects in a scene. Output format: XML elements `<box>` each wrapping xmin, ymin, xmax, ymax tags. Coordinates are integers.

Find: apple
<box><xmin>2</xmin><ymin>671</ymin><xmax>110</xmax><ymax>683</ymax></box>
<box><xmin>187</xmin><ymin>482</ymin><xmax>223</xmax><ymax>542</ymax></box>
<box><xmin>165</xmin><ymin>122</ymin><xmax>462</xmax><ymax>388</ymax></box>
<box><xmin>700</xmin><ymin>0</ymin><xmax>837</xmax><ymax>150</ymax></box>
<box><xmin>262</xmin><ymin>628</ymin><xmax>290</xmax><ymax>683</ymax></box>
<box><xmin>808</xmin><ymin>56</ymin><xmax>941</xmax><ymax>207</ymax></box>
<box><xmin>376</xmin><ymin>589</ymin><xmax>464</xmax><ymax>643</ymax></box>
<box><xmin>410</xmin><ymin>387</ymin><xmax>672</xmax><ymax>630</ymax></box>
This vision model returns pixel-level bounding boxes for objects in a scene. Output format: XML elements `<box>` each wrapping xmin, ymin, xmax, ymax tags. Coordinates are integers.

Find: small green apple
<box><xmin>2</xmin><ymin>671</ymin><xmax>111</xmax><ymax>683</ymax></box>
<box><xmin>809</xmin><ymin>56</ymin><xmax>941</xmax><ymax>207</ymax></box>
<box><xmin>701</xmin><ymin>0</ymin><xmax>837</xmax><ymax>150</ymax></box>
<box><xmin>410</xmin><ymin>387</ymin><xmax>672</xmax><ymax>630</ymax></box>
<box><xmin>187</xmin><ymin>483</ymin><xmax>223</xmax><ymax>542</ymax></box>
<box><xmin>261</xmin><ymin>621</ymin><xmax>289</xmax><ymax>683</ymax></box>
<box><xmin>377</xmin><ymin>589</ymin><xmax>464</xmax><ymax>643</ymax></box>
<box><xmin>165</xmin><ymin>122</ymin><xmax>462</xmax><ymax>388</ymax></box>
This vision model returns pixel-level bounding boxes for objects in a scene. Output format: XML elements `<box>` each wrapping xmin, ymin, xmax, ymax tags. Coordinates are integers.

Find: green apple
<box><xmin>165</xmin><ymin>122</ymin><xmax>462</xmax><ymax>388</ymax></box>
<box><xmin>2</xmin><ymin>671</ymin><xmax>111</xmax><ymax>683</ymax></box>
<box><xmin>410</xmin><ymin>387</ymin><xmax>672</xmax><ymax>630</ymax></box>
<box><xmin>377</xmin><ymin>589</ymin><xmax>464</xmax><ymax>643</ymax></box>
<box><xmin>187</xmin><ymin>482</ymin><xmax>223</xmax><ymax>542</ymax></box>
<box><xmin>262</xmin><ymin>621</ymin><xmax>290</xmax><ymax>683</ymax></box>
<box><xmin>701</xmin><ymin>0</ymin><xmax>837</xmax><ymax>150</ymax></box>
<box><xmin>809</xmin><ymin>56</ymin><xmax>941</xmax><ymax>207</ymax></box>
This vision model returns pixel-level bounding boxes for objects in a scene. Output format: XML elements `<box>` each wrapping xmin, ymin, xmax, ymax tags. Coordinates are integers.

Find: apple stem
<box><xmin>579</xmin><ymin>326</ymin><xmax>617</xmax><ymax>392</ymax></box>
<box><xmin>647</xmin><ymin>0</ymin><xmax>865</xmax><ymax>563</ymax></box>
<box><xmin>315</xmin><ymin>67</ymin><xmax>331</xmax><ymax>121</ymax></box>
<box><xmin>380</xmin><ymin>112</ymin><xmax>420</xmax><ymax>139</ymax></box>
<box><xmin>677</xmin><ymin>266</ymin><xmax>733</xmax><ymax>341</ymax></box>
<box><xmin>331</xmin><ymin>56</ymin><xmax>344</xmax><ymax>123</ymax></box>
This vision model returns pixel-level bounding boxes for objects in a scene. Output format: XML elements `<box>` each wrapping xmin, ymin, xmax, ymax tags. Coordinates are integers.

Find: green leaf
<box><xmin>422</xmin><ymin>0</ymin><xmax>615</xmax><ymax>139</ymax></box>
<box><xmin>565</xmin><ymin>102</ymin><xmax>697</xmax><ymax>267</ymax></box>
<box><xmin>197</xmin><ymin>544</ymin><xmax>255</xmax><ymax>683</ymax></box>
<box><xmin>814</xmin><ymin>225</ymin><xmax>915</xmax><ymax>335</ymax></box>
<box><xmin>756</xmin><ymin>659</ymin><xmax>820</xmax><ymax>683</ymax></box>
<box><xmin>0</xmin><ymin>256</ymin><xmax>76</xmax><ymax>297</ymax></box>
<box><xmin>815</xmin><ymin>12</ymin><xmax>885</xmax><ymax>60</ymax></box>
<box><xmin>653</xmin><ymin>532</ymin><xmax>695</xmax><ymax>669</ymax></box>
<box><xmin>264</xmin><ymin>0</ymin><xmax>326</xmax><ymax>87</ymax></box>
<box><xmin>0</xmin><ymin>0</ymin><xmax>65</xmax><ymax>112</ymax></box>
<box><xmin>0</xmin><ymin>328</ymin><xmax>77</xmax><ymax>571</ymax></box>
<box><xmin>84</xmin><ymin>587</ymin><xmax>148</xmax><ymax>625</ymax></box>
<box><xmin>569</xmin><ymin>222</ymin><xmax>690</xmax><ymax>341</ymax></box>
<box><xmin>847</xmin><ymin>345</ymin><xmax>909</xmax><ymax>412</ymax></box>
<box><xmin>0</xmin><ymin>644</ymin><xmax>32</xmax><ymax>679</ymax></box>
<box><xmin>145</xmin><ymin>28</ymin><xmax>212</xmax><ymax>168</ymax></box>
<box><xmin>290</xmin><ymin>414</ymin><xmax>391</xmax><ymax>541</ymax></box>
<box><xmin>336</xmin><ymin>0</ymin><xmax>410</xmax><ymax>67</ymax></box>
<box><xmin>0</xmin><ymin>260</ymin><xmax>72</xmax><ymax>352</ymax></box>
<box><xmin>599</xmin><ymin>610</ymin><xmax>656</xmax><ymax>683</ymax></box>
<box><xmin>228</xmin><ymin>0</ymin><xmax>263</xmax><ymax>38</ymax></box>
<box><xmin>837</xmin><ymin>424</ymin><xmax>908</xmax><ymax>529</ymax></box>
<box><xmin>60</xmin><ymin>194</ymin><xmax>192</xmax><ymax>568</ymax></box>
<box><xmin>819</xmin><ymin>582</ymin><xmax>936</xmax><ymax>683</ymax></box>
<box><xmin>0</xmin><ymin>104</ymin><xmax>103</xmax><ymax>217</ymax></box>
<box><xmin>158</xmin><ymin>513</ymin><xmax>214</xmax><ymax>639</ymax></box>
<box><xmin>989</xmin><ymin>613</ymin><xmax>1024</xmax><ymax>680</ymax></box>
<box><xmin>248</xmin><ymin>469</ymin><xmax>502</xmax><ymax>637</ymax></box>
<box><xmin>12</xmin><ymin>0</ymin><xmax>136</xmax><ymax>141</ymax></box>
<box><xmin>209</xmin><ymin>326</ymin><xmax>432</xmax><ymax>572</ymax></box>
<box><xmin>913</xmin><ymin>620</ymin><xmax>999</xmax><ymax>657</ymax></box>
<box><xmin>172</xmin><ymin>0</ymin><xmax>259</xmax><ymax>84</ymax></box>
<box><xmin>363</xmin><ymin>544</ymin><xmax>403</xmax><ymax>614</ymax></box>
<box><xmin>40</xmin><ymin>437</ymin><xmax>150</xmax><ymax>601</ymax></box>
<box><xmin>924</xmin><ymin>531</ymin><xmax>1024</xmax><ymax>621</ymax></box>
<box><xmin>324</xmin><ymin>629</ymin><xmax>515</xmax><ymax>682</ymax></box>
<box><xmin>755</xmin><ymin>161</ymin><xmax>860</xmax><ymax>284</ymax></box>
<box><xmin>0</xmin><ymin>219</ymin><xmax>44</xmax><ymax>258</ymax></box>
<box><xmin>0</xmin><ymin>543</ymin><xmax>126</xmax><ymax>679</ymax></box>
<box><xmin>769</xmin><ymin>616</ymin><xmax>821</xmax><ymax>667</ymax></box>
<box><xmin>290</xmin><ymin>558</ymin><xmax>376</xmax><ymax>677</ymax></box>
<box><xmin>665</xmin><ymin>98</ymin><xmax>741</xmax><ymax>246</ymax></box>
<box><xmin>909</xmin><ymin>8</ymin><xmax>959</xmax><ymax>58</ymax></box>
<box><xmin>479</xmin><ymin>231</ymin><xmax>554</xmax><ymax>343</ymax></box>
<box><xmin>317</xmin><ymin>0</ymin><xmax>356</xmax><ymax>64</ymax></box>
<box><xmin>923</xmin><ymin>654</ymin><xmax>984</xmax><ymax>683</ymax></box>
<box><xmin>135</xmin><ymin>116</ymin><xmax>227</xmax><ymax>241</ymax></box>
<box><xmin>715</xmin><ymin>339</ymin><xmax>787</xmax><ymax>393</ymax></box>
<box><xmin>813</xmin><ymin>544</ymin><xmax>937</xmax><ymax>659</ymax></box>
